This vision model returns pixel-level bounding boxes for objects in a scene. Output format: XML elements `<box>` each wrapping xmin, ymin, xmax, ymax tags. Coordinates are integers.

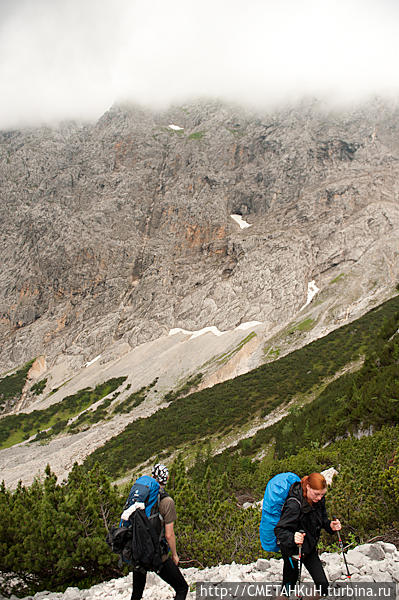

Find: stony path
<box><xmin>10</xmin><ymin>542</ymin><xmax>399</xmax><ymax>600</ymax></box>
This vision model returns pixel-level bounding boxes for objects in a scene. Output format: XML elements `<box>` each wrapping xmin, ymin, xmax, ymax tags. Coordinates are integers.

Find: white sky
<box><xmin>1</xmin><ymin>0</ymin><xmax>399</xmax><ymax>128</ymax></box>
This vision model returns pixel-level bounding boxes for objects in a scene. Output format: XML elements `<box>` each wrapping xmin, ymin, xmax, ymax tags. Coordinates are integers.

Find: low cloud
<box><xmin>1</xmin><ymin>0</ymin><xmax>399</xmax><ymax>128</ymax></box>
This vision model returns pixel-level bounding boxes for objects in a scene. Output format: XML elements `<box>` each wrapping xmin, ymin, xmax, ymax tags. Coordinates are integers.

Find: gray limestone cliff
<box><xmin>1</xmin><ymin>98</ymin><xmax>399</xmax><ymax>386</ymax></box>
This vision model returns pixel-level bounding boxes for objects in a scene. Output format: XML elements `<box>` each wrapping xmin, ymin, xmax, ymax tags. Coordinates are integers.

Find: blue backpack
<box><xmin>259</xmin><ymin>472</ymin><xmax>301</xmax><ymax>552</ymax></box>
<box><xmin>120</xmin><ymin>475</ymin><xmax>161</xmax><ymax>525</ymax></box>
<box><xmin>106</xmin><ymin>475</ymin><xmax>164</xmax><ymax>571</ymax></box>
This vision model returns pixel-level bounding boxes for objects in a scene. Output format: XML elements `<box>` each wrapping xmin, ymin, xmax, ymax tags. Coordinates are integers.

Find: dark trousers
<box><xmin>131</xmin><ymin>557</ymin><xmax>189</xmax><ymax>600</ymax></box>
<box><xmin>282</xmin><ymin>550</ymin><xmax>329</xmax><ymax>596</ymax></box>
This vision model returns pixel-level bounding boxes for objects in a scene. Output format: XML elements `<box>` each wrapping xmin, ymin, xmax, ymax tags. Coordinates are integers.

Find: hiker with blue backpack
<box><xmin>112</xmin><ymin>463</ymin><xmax>188</xmax><ymax>600</ymax></box>
<box><xmin>260</xmin><ymin>472</ymin><xmax>341</xmax><ymax>597</ymax></box>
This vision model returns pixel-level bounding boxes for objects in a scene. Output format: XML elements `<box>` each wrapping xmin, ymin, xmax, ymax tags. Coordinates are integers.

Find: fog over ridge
<box><xmin>1</xmin><ymin>0</ymin><xmax>399</xmax><ymax>128</ymax></box>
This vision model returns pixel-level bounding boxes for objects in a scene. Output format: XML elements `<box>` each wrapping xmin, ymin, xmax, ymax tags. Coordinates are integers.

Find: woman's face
<box><xmin>306</xmin><ymin>485</ymin><xmax>327</xmax><ymax>503</ymax></box>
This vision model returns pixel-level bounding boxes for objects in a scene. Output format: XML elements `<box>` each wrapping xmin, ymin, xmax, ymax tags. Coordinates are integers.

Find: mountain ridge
<box><xmin>1</xmin><ymin>97</ymin><xmax>399</xmax><ymax>489</ymax></box>
<box><xmin>1</xmin><ymin>98</ymin><xmax>399</xmax><ymax>381</ymax></box>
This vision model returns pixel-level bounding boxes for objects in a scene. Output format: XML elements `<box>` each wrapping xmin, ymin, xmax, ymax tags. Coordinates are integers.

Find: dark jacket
<box><xmin>274</xmin><ymin>481</ymin><xmax>334</xmax><ymax>556</ymax></box>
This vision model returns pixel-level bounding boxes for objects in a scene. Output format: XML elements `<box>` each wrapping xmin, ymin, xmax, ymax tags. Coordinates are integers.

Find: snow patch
<box><xmin>169</xmin><ymin>321</ymin><xmax>262</xmax><ymax>340</ymax></box>
<box><xmin>230</xmin><ymin>214</ymin><xmax>252</xmax><ymax>229</ymax></box>
<box><xmin>85</xmin><ymin>355</ymin><xmax>101</xmax><ymax>367</ymax></box>
<box><xmin>236</xmin><ymin>321</ymin><xmax>262</xmax><ymax>330</ymax></box>
<box><xmin>168</xmin><ymin>124</ymin><xmax>184</xmax><ymax>131</ymax></box>
<box><xmin>190</xmin><ymin>326</ymin><xmax>227</xmax><ymax>339</ymax></box>
<box><xmin>300</xmin><ymin>280</ymin><xmax>319</xmax><ymax>310</ymax></box>
<box><xmin>169</xmin><ymin>326</ymin><xmax>227</xmax><ymax>339</ymax></box>
<box><xmin>168</xmin><ymin>328</ymin><xmax>192</xmax><ymax>336</ymax></box>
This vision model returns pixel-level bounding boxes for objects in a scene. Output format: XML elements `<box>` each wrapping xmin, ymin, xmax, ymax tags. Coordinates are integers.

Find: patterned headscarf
<box><xmin>152</xmin><ymin>463</ymin><xmax>169</xmax><ymax>485</ymax></box>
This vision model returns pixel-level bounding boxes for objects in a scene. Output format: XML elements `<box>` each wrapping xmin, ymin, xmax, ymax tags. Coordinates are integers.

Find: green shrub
<box><xmin>288</xmin><ymin>318</ymin><xmax>316</xmax><ymax>333</ymax></box>
<box><xmin>188</xmin><ymin>131</ymin><xmax>205</xmax><ymax>140</ymax></box>
<box><xmin>0</xmin><ymin>464</ymin><xmax>123</xmax><ymax>596</ymax></box>
<box><xmin>164</xmin><ymin>373</ymin><xmax>203</xmax><ymax>402</ymax></box>
<box><xmin>1</xmin><ymin>428</ymin><xmax>398</xmax><ymax>596</ymax></box>
<box><xmin>84</xmin><ymin>296</ymin><xmax>399</xmax><ymax>478</ymax></box>
<box><xmin>0</xmin><ymin>360</ymin><xmax>34</xmax><ymax>409</ymax></box>
<box><xmin>0</xmin><ymin>377</ymin><xmax>127</xmax><ymax>448</ymax></box>
<box><xmin>31</xmin><ymin>378</ymin><xmax>47</xmax><ymax>396</ymax></box>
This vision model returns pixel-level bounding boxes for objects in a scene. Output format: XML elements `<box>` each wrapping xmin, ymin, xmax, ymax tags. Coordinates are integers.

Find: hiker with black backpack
<box><xmin>109</xmin><ymin>463</ymin><xmax>188</xmax><ymax>600</ymax></box>
<box><xmin>274</xmin><ymin>472</ymin><xmax>341</xmax><ymax>597</ymax></box>
<box><xmin>129</xmin><ymin>464</ymin><xmax>188</xmax><ymax>600</ymax></box>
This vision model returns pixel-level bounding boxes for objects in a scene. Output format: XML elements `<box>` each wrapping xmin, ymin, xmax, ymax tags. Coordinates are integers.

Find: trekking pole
<box><xmin>293</xmin><ymin>530</ymin><xmax>306</xmax><ymax>600</ymax></box>
<box><xmin>297</xmin><ymin>530</ymin><xmax>305</xmax><ymax>585</ymax></box>
<box><xmin>333</xmin><ymin>516</ymin><xmax>351</xmax><ymax>580</ymax></box>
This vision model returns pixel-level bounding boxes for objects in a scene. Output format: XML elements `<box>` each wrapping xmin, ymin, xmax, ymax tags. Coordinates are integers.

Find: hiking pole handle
<box><xmin>332</xmin><ymin>515</ymin><xmax>345</xmax><ymax>546</ymax></box>
<box><xmin>333</xmin><ymin>516</ymin><xmax>351</xmax><ymax>579</ymax></box>
<box><xmin>298</xmin><ymin>530</ymin><xmax>305</xmax><ymax>559</ymax></box>
<box><xmin>297</xmin><ymin>530</ymin><xmax>305</xmax><ymax>586</ymax></box>
<box><xmin>332</xmin><ymin>516</ymin><xmax>344</xmax><ymax>546</ymax></box>
<box><xmin>332</xmin><ymin>515</ymin><xmax>343</xmax><ymax>542</ymax></box>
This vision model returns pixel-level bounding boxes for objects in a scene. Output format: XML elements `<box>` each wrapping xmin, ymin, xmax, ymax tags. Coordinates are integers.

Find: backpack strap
<box><xmin>147</xmin><ymin>492</ymin><xmax>166</xmax><ymax>547</ymax></box>
<box><xmin>283</xmin><ymin>495</ymin><xmax>302</xmax><ymax>516</ymax></box>
<box><xmin>148</xmin><ymin>492</ymin><xmax>160</xmax><ymax>519</ymax></box>
<box><xmin>286</xmin><ymin>497</ymin><xmax>301</xmax><ymax>507</ymax></box>
<box><xmin>153</xmin><ymin>490</ymin><xmax>169</xmax><ymax>522</ymax></box>
<box><xmin>156</xmin><ymin>490</ymin><xmax>171</xmax><ymax>551</ymax></box>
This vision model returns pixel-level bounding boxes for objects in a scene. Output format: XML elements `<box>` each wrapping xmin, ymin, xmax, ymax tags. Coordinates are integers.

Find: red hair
<box><xmin>301</xmin><ymin>473</ymin><xmax>327</xmax><ymax>504</ymax></box>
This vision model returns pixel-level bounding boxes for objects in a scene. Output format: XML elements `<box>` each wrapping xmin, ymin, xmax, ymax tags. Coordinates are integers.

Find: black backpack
<box><xmin>106</xmin><ymin>476</ymin><xmax>167</xmax><ymax>572</ymax></box>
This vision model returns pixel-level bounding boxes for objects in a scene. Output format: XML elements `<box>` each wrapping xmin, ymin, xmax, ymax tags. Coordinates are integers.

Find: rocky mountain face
<box><xmin>1</xmin><ymin>97</ymin><xmax>399</xmax><ymax>390</ymax></box>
